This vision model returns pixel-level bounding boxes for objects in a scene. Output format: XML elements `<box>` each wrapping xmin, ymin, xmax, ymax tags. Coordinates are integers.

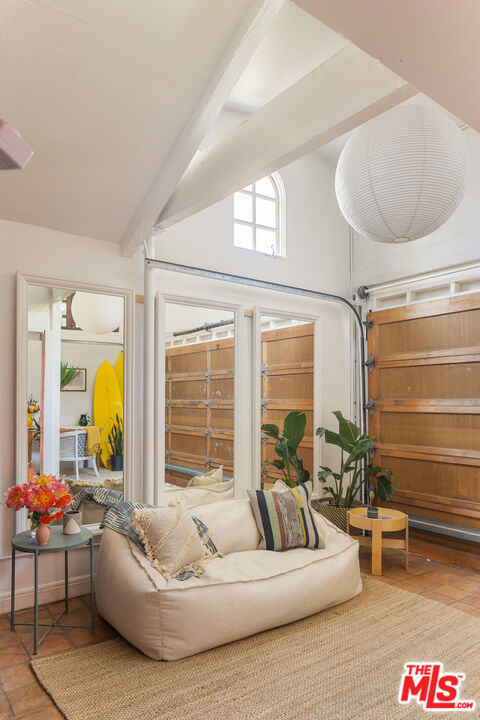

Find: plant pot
<box><xmin>63</xmin><ymin>511</ymin><xmax>82</xmax><ymax>535</ymax></box>
<box><xmin>312</xmin><ymin>499</ymin><xmax>363</xmax><ymax>536</ymax></box>
<box><xmin>36</xmin><ymin>524</ymin><xmax>50</xmax><ymax>545</ymax></box>
<box><xmin>110</xmin><ymin>455</ymin><xmax>123</xmax><ymax>471</ymax></box>
<box><xmin>367</xmin><ymin>506</ymin><xmax>379</xmax><ymax>519</ymax></box>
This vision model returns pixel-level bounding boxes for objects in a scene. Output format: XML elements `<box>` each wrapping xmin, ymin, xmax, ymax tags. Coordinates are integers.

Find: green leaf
<box><xmin>344</xmin><ymin>437</ymin><xmax>374</xmax><ymax>466</ymax></box>
<box><xmin>261</xmin><ymin>423</ymin><xmax>280</xmax><ymax>439</ymax></box>
<box><xmin>283</xmin><ymin>411</ymin><xmax>306</xmax><ymax>453</ymax></box>
<box><xmin>298</xmin><ymin>468</ymin><xmax>310</xmax><ymax>484</ymax></box>
<box><xmin>323</xmin><ymin>429</ymin><xmax>352</xmax><ymax>451</ymax></box>
<box><xmin>272</xmin><ymin>459</ymin><xmax>285</xmax><ymax>470</ymax></box>
<box><xmin>376</xmin><ymin>475</ymin><xmax>395</xmax><ymax>502</ymax></box>
<box><xmin>333</xmin><ymin>410</ymin><xmax>361</xmax><ymax>445</ymax></box>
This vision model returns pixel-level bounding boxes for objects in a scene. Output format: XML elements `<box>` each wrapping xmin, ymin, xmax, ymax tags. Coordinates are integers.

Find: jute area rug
<box><xmin>32</xmin><ymin>577</ymin><xmax>480</xmax><ymax>720</ymax></box>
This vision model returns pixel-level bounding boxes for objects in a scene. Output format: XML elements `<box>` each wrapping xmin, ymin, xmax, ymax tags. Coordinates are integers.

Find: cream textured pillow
<box><xmin>130</xmin><ymin>502</ymin><xmax>208</xmax><ymax>579</ymax></box>
<box><xmin>188</xmin><ymin>466</ymin><xmax>223</xmax><ymax>487</ymax></box>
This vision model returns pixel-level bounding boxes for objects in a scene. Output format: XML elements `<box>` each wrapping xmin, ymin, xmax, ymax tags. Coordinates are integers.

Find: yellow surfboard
<box><xmin>94</xmin><ymin>360</ymin><xmax>123</xmax><ymax>468</ymax></box>
<box><xmin>114</xmin><ymin>351</ymin><xmax>124</xmax><ymax>403</ymax></box>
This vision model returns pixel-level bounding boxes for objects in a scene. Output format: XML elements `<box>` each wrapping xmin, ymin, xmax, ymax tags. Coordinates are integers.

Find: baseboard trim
<box><xmin>1</xmin><ymin>573</ymin><xmax>94</xmax><ymax>614</ymax></box>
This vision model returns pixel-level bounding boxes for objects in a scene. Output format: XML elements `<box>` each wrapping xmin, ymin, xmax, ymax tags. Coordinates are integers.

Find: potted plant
<box><xmin>108</xmin><ymin>413</ymin><xmax>123</xmax><ymax>471</ymax></box>
<box><xmin>315</xmin><ymin>410</ymin><xmax>394</xmax><ymax>531</ymax></box>
<box><xmin>261</xmin><ymin>410</ymin><xmax>310</xmax><ymax>488</ymax></box>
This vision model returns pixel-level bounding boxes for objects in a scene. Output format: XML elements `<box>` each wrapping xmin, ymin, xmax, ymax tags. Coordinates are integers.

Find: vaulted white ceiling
<box><xmin>2</xmin><ymin>0</ymin><xmax>479</xmax><ymax>251</ymax></box>
<box><xmin>0</xmin><ymin>0</ymin><xmax>281</xmax><ymax>249</ymax></box>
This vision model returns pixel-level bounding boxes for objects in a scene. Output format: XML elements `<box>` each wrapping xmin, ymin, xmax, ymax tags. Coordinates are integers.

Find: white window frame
<box><xmin>233</xmin><ymin>171</ymin><xmax>286</xmax><ymax>258</ymax></box>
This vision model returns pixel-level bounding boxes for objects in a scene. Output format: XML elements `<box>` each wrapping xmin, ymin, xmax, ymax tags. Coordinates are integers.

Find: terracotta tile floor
<box><xmin>0</xmin><ymin>549</ymin><xmax>480</xmax><ymax>718</ymax></box>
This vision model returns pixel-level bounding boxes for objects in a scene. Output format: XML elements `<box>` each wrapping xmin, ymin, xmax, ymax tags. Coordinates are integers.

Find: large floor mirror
<box><xmin>257</xmin><ymin>313</ymin><xmax>317</xmax><ymax>490</ymax></box>
<box><xmin>162</xmin><ymin>300</ymin><xmax>237</xmax><ymax>489</ymax></box>
<box><xmin>18</xmin><ymin>277</ymin><xmax>132</xmax><ymax>529</ymax></box>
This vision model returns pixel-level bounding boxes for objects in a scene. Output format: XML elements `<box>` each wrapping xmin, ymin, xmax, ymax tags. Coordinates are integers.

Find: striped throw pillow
<box><xmin>247</xmin><ymin>481</ymin><xmax>325</xmax><ymax>551</ymax></box>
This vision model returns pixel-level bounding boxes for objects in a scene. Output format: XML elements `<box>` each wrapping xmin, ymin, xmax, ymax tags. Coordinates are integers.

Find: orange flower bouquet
<box><xmin>5</xmin><ymin>467</ymin><xmax>72</xmax><ymax>538</ymax></box>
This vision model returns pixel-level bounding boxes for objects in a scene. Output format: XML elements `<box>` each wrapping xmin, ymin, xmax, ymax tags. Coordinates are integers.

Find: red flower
<box><xmin>41</xmin><ymin>511</ymin><xmax>64</xmax><ymax>524</ymax></box>
<box><xmin>55</xmin><ymin>493</ymin><xmax>72</xmax><ymax>509</ymax></box>
<box><xmin>29</xmin><ymin>488</ymin><xmax>56</xmax><ymax>514</ymax></box>
<box><xmin>6</xmin><ymin>485</ymin><xmax>27</xmax><ymax>511</ymax></box>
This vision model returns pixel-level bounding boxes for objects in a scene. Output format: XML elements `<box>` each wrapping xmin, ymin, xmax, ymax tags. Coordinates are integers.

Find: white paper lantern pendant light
<box><xmin>71</xmin><ymin>292</ymin><xmax>123</xmax><ymax>335</ymax></box>
<box><xmin>335</xmin><ymin>105</ymin><xmax>469</xmax><ymax>243</ymax></box>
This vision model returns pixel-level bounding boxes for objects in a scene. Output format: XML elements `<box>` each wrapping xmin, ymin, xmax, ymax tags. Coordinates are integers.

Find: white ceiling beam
<box><xmin>156</xmin><ymin>45</ymin><xmax>417</xmax><ymax>229</ymax></box>
<box><xmin>121</xmin><ymin>0</ymin><xmax>285</xmax><ymax>256</ymax></box>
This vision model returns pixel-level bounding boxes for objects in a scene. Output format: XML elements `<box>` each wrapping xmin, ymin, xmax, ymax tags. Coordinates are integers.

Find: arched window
<box><xmin>233</xmin><ymin>172</ymin><xmax>285</xmax><ymax>257</ymax></box>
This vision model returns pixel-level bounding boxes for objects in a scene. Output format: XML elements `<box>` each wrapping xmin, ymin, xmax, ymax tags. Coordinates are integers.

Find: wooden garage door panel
<box><xmin>210</xmin><ymin>408</ymin><xmax>233</xmax><ymax>430</ymax></box>
<box><xmin>170</xmin><ymin>432</ymin><xmax>206</xmax><ymax>457</ymax></box>
<box><xmin>210</xmin><ymin>438</ymin><xmax>233</xmax><ymax>462</ymax></box>
<box><xmin>168</xmin><ymin>350</ymin><xmax>207</xmax><ymax>374</ymax></box>
<box><xmin>209</xmin><ymin>347</ymin><xmax>234</xmax><ymax>371</ymax></box>
<box><xmin>265</xmin><ymin>374</ymin><xmax>313</xmax><ymax>400</ymax></box>
<box><xmin>379</xmin><ymin>363</ymin><xmax>480</xmax><ymax>398</ymax></box>
<box><xmin>170</xmin><ymin>380</ymin><xmax>207</xmax><ymax>400</ymax></box>
<box><xmin>378</xmin><ymin>308</ymin><xmax>480</xmax><ymax>355</ymax></box>
<box><xmin>170</xmin><ymin>406</ymin><xmax>207</xmax><ymax>427</ymax></box>
<box><xmin>380</xmin><ymin>412</ymin><xmax>480</xmax><ymax>450</ymax></box>
<box><xmin>210</xmin><ymin>378</ymin><xmax>234</xmax><ymax>401</ymax></box>
<box><xmin>265</xmin><ymin>334</ymin><xmax>313</xmax><ymax>365</ymax></box>
<box><xmin>379</xmin><ymin>455</ymin><xmax>480</xmax><ymax>503</ymax></box>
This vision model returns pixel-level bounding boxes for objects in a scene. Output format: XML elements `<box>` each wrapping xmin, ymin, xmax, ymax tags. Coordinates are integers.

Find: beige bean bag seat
<box><xmin>96</xmin><ymin>498</ymin><xmax>362</xmax><ymax>661</ymax></box>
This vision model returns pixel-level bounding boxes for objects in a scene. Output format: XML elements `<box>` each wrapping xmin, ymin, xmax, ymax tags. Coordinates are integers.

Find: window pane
<box><xmin>234</xmin><ymin>222</ymin><xmax>253</xmax><ymax>249</ymax></box>
<box><xmin>243</xmin><ymin>184</ymin><xmax>253</xmax><ymax>192</ymax></box>
<box><xmin>256</xmin><ymin>228</ymin><xmax>277</xmax><ymax>254</ymax></box>
<box><xmin>255</xmin><ymin>176</ymin><xmax>276</xmax><ymax>198</ymax></box>
<box><xmin>234</xmin><ymin>192</ymin><xmax>253</xmax><ymax>222</ymax></box>
<box><xmin>256</xmin><ymin>197</ymin><xmax>276</xmax><ymax>228</ymax></box>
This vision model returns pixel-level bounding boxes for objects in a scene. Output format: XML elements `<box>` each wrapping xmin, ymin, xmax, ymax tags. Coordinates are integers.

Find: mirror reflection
<box><xmin>27</xmin><ymin>285</ymin><xmax>125</xmax><ymax>525</ymax></box>
<box><xmin>260</xmin><ymin>316</ymin><xmax>314</xmax><ymax>489</ymax></box>
<box><xmin>164</xmin><ymin>303</ymin><xmax>234</xmax><ymax>490</ymax></box>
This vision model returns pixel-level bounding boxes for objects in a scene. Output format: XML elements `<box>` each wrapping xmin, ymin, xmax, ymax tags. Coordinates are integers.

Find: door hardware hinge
<box><xmin>362</xmin><ymin>319</ymin><xmax>373</xmax><ymax>331</ymax></box>
<box><xmin>261</xmin><ymin>363</ymin><xmax>267</xmax><ymax>377</ymax></box>
<box><xmin>363</xmin><ymin>354</ymin><xmax>375</xmax><ymax>373</ymax></box>
<box><xmin>364</xmin><ymin>398</ymin><xmax>375</xmax><ymax>416</ymax></box>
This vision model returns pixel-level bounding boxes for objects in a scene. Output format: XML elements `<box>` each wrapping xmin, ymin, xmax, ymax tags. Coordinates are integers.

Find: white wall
<box><xmin>0</xmin><ymin>219</ymin><xmax>142</xmax><ymax>612</ymax></box>
<box><xmin>352</xmin><ymin>127</ymin><xmax>480</xmax><ymax>288</ymax></box>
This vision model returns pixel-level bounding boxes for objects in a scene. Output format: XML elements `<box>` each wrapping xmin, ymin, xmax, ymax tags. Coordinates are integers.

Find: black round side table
<box><xmin>11</xmin><ymin>526</ymin><xmax>95</xmax><ymax>654</ymax></box>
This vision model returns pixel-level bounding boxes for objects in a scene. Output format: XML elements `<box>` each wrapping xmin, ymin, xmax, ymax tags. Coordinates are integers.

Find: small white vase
<box><xmin>63</xmin><ymin>511</ymin><xmax>81</xmax><ymax>535</ymax></box>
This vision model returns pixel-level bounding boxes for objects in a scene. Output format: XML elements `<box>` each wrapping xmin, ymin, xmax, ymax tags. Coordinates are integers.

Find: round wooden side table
<box><xmin>347</xmin><ymin>507</ymin><xmax>408</xmax><ymax>576</ymax></box>
<box><xmin>11</xmin><ymin>526</ymin><xmax>95</xmax><ymax>654</ymax></box>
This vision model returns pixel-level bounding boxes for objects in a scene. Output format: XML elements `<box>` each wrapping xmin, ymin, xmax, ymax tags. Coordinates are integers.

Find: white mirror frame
<box><xmin>16</xmin><ymin>273</ymin><xmax>135</xmax><ymax>533</ymax></box>
<box><xmin>155</xmin><ymin>293</ymin><xmax>243</xmax><ymax>503</ymax></box>
<box><xmin>252</xmin><ymin>306</ymin><xmax>322</xmax><ymax>495</ymax></box>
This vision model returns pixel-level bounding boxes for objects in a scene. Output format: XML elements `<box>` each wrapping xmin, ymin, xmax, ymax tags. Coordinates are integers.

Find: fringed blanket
<box><xmin>70</xmin><ymin>487</ymin><xmax>218</xmax><ymax>580</ymax></box>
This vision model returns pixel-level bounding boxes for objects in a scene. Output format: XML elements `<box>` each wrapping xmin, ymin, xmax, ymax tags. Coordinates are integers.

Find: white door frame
<box><xmin>154</xmin><ymin>293</ymin><xmax>243</xmax><ymax>502</ymax></box>
<box><xmin>16</xmin><ymin>273</ymin><xmax>135</xmax><ymax>533</ymax></box>
<box><xmin>252</xmin><ymin>307</ymin><xmax>322</xmax><ymax>494</ymax></box>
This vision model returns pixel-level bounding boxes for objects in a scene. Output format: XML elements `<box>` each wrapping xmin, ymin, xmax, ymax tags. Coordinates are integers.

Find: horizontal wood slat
<box><xmin>393</xmin><ymin>489</ymin><xmax>480</xmax><ymax>520</ymax></box>
<box><xmin>375</xmin><ymin>399</ymin><xmax>480</xmax><ymax>414</ymax></box>
<box><xmin>376</xmin><ymin>442</ymin><xmax>480</xmax><ymax>466</ymax></box>
<box><xmin>368</xmin><ymin>292</ymin><xmax>480</xmax><ymax>324</ymax></box>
